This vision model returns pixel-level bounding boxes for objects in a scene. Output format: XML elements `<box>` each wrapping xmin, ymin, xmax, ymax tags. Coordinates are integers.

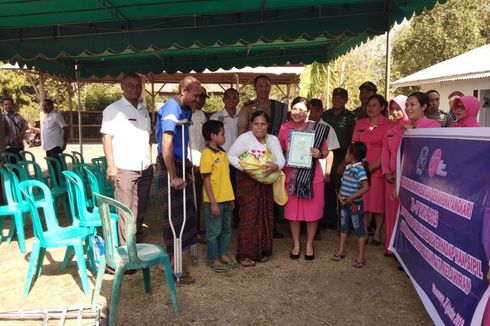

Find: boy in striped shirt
<box><xmin>332</xmin><ymin>142</ymin><xmax>370</xmax><ymax>268</ymax></box>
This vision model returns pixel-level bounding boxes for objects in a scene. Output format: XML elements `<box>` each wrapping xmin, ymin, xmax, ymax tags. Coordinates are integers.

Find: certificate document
<box><xmin>287</xmin><ymin>130</ymin><xmax>315</xmax><ymax>168</ymax></box>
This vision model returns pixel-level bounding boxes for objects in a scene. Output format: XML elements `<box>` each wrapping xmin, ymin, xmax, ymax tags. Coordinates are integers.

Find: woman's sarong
<box><xmin>157</xmin><ymin>156</ymin><xmax>197</xmax><ymax>255</ymax></box>
<box><xmin>236</xmin><ymin>170</ymin><xmax>274</xmax><ymax>261</ymax></box>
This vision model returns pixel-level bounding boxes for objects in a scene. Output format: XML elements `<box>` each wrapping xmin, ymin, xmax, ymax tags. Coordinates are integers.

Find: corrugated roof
<box><xmin>392</xmin><ymin>43</ymin><xmax>490</xmax><ymax>87</ymax></box>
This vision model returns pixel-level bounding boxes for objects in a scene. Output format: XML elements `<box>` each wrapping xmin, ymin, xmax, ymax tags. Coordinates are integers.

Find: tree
<box><xmin>82</xmin><ymin>83</ymin><xmax>121</xmax><ymax>111</ymax></box>
<box><xmin>299</xmin><ymin>35</ymin><xmax>388</xmax><ymax>109</ymax></box>
<box><xmin>392</xmin><ymin>0</ymin><xmax>490</xmax><ymax>79</ymax></box>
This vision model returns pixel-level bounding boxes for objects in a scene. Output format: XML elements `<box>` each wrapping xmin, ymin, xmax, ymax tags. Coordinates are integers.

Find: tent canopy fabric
<box><xmin>0</xmin><ymin>0</ymin><xmax>443</xmax><ymax>79</ymax></box>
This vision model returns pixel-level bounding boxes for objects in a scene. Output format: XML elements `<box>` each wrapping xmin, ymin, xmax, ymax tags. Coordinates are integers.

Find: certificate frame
<box><xmin>287</xmin><ymin>130</ymin><xmax>315</xmax><ymax>168</ymax></box>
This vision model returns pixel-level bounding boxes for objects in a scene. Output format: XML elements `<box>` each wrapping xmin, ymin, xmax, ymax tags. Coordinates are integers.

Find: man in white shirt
<box><xmin>210</xmin><ymin>88</ymin><xmax>240</xmax><ymax>227</ymax></box>
<box><xmin>189</xmin><ymin>86</ymin><xmax>208</xmax><ymax>241</ymax></box>
<box><xmin>42</xmin><ymin>99</ymin><xmax>68</xmax><ymax>181</ymax></box>
<box><xmin>210</xmin><ymin>88</ymin><xmax>240</xmax><ymax>151</ymax></box>
<box><xmin>101</xmin><ymin>74</ymin><xmax>153</xmax><ymax>245</ymax></box>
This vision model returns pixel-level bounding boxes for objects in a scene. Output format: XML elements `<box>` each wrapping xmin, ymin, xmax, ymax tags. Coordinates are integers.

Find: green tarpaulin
<box><xmin>0</xmin><ymin>0</ymin><xmax>444</xmax><ymax>78</ymax></box>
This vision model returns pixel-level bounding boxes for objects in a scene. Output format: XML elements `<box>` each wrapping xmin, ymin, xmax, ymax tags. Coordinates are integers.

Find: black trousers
<box><xmin>46</xmin><ymin>146</ymin><xmax>64</xmax><ymax>184</ymax></box>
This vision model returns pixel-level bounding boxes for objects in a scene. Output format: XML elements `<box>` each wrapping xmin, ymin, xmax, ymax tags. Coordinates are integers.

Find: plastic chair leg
<box><xmin>24</xmin><ymin>241</ymin><xmax>41</xmax><ymax>296</ymax></box>
<box><xmin>5</xmin><ymin>218</ymin><xmax>16</xmax><ymax>244</ymax></box>
<box><xmin>85</xmin><ymin>234</ymin><xmax>96</xmax><ymax>274</ymax></box>
<box><xmin>143</xmin><ymin>268</ymin><xmax>152</xmax><ymax>293</ymax></box>
<box><xmin>91</xmin><ymin>256</ymin><xmax>106</xmax><ymax>311</ymax></box>
<box><xmin>73</xmin><ymin>243</ymin><xmax>90</xmax><ymax>296</ymax></box>
<box><xmin>35</xmin><ymin>247</ymin><xmax>46</xmax><ymax>280</ymax></box>
<box><xmin>161</xmin><ymin>256</ymin><xmax>179</xmax><ymax>315</ymax></box>
<box><xmin>0</xmin><ymin>217</ymin><xmax>5</xmax><ymax>243</ymax></box>
<box><xmin>13</xmin><ymin>212</ymin><xmax>26</xmax><ymax>253</ymax></box>
<box><xmin>108</xmin><ymin>268</ymin><xmax>125</xmax><ymax>326</ymax></box>
<box><xmin>61</xmin><ymin>246</ymin><xmax>74</xmax><ymax>269</ymax></box>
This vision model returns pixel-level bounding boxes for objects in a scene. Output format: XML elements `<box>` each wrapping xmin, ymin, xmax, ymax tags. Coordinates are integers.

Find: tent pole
<box><xmin>75</xmin><ymin>64</ymin><xmax>83</xmax><ymax>156</ymax></box>
<box><xmin>39</xmin><ymin>72</ymin><xmax>46</xmax><ymax>149</ymax></box>
<box><xmin>385</xmin><ymin>29</ymin><xmax>391</xmax><ymax>99</ymax></box>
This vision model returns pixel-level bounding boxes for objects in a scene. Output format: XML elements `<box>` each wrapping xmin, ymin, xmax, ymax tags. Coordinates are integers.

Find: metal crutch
<box><xmin>187</xmin><ymin>121</ymin><xmax>198</xmax><ymax>265</ymax></box>
<box><xmin>168</xmin><ymin>119</ymin><xmax>189</xmax><ymax>280</ymax></box>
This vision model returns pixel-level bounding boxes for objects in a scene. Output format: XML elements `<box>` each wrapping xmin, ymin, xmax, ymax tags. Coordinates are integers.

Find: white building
<box><xmin>392</xmin><ymin>44</ymin><xmax>490</xmax><ymax>126</ymax></box>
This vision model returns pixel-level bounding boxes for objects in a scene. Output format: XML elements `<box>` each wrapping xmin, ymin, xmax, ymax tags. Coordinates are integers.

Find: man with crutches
<box><xmin>156</xmin><ymin>76</ymin><xmax>201</xmax><ymax>284</ymax></box>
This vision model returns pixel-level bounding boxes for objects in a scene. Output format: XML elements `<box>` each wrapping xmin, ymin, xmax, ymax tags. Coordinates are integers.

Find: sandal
<box><xmin>257</xmin><ymin>256</ymin><xmax>270</xmax><ymax>263</ymax></box>
<box><xmin>173</xmin><ymin>272</ymin><xmax>195</xmax><ymax>284</ymax></box>
<box><xmin>238</xmin><ymin>258</ymin><xmax>256</xmax><ymax>267</ymax></box>
<box><xmin>219</xmin><ymin>259</ymin><xmax>238</xmax><ymax>268</ymax></box>
<box><xmin>207</xmin><ymin>262</ymin><xmax>228</xmax><ymax>273</ymax></box>
<box><xmin>352</xmin><ymin>260</ymin><xmax>365</xmax><ymax>268</ymax></box>
<box><xmin>331</xmin><ymin>253</ymin><xmax>346</xmax><ymax>261</ymax></box>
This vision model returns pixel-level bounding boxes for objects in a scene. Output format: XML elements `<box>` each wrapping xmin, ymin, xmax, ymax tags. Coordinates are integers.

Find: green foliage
<box><xmin>203</xmin><ymin>94</ymin><xmax>223</xmax><ymax>113</ymax></box>
<box><xmin>299</xmin><ymin>35</ymin><xmax>387</xmax><ymax>109</ymax></box>
<box><xmin>82</xmin><ymin>83</ymin><xmax>121</xmax><ymax>111</ymax></box>
<box><xmin>392</xmin><ymin>0</ymin><xmax>490</xmax><ymax>78</ymax></box>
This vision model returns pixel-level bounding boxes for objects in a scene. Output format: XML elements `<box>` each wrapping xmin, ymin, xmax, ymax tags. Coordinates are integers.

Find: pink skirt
<box><xmin>364</xmin><ymin>175</ymin><xmax>385</xmax><ymax>214</ymax></box>
<box><xmin>284</xmin><ymin>182</ymin><xmax>324</xmax><ymax>222</ymax></box>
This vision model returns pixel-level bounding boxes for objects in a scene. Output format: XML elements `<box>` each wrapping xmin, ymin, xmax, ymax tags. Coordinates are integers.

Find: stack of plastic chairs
<box><xmin>0</xmin><ymin>168</ymin><xmax>30</xmax><ymax>253</ymax></box>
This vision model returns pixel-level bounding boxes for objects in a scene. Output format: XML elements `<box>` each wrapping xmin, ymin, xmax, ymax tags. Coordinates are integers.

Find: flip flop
<box><xmin>220</xmin><ymin>259</ymin><xmax>238</xmax><ymax>268</ymax></box>
<box><xmin>207</xmin><ymin>263</ymin><xmax>228</xmax><ymax>273</ymax></box>
<box><xmin>238</xmin><ymin>258</ymin><xmax>256</xmax><ymax>267</ymax></box>
<box><xmin>352</xmin><ymin>260</ymin><xmax>365</xmax><ymax>268</ymax></box>
<box><xmin>331</xmin><ymin>253</ymin><xmax>346</xmax><ymax>261</ymax></box>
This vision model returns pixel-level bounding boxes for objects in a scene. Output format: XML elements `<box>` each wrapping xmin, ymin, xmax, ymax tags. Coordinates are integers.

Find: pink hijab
<box><xmin>389</xmin><ymin>95</ymin><xmax>409</xmax><ymax>127</ymax></box>
<box><xmin>451</xmin><ymin>96</ymin><xmax>481</xmax><ymax>127</ymax></box>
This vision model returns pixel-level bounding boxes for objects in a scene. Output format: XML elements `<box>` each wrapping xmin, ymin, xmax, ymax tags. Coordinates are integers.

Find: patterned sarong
<box><xmin>236</xmin><ymin>171</ymin><xmax>274</xmax><ymax>261</ymax></box>
<box><xmin>157</xmin><ymin>156</ymin><xmax>197</xmax><ymax>255</ymax></box>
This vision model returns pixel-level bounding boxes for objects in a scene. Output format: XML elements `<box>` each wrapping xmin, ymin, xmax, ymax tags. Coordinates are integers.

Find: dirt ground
<box><xmin>0</xmin><ymin>144</ymin><xmax>433</xmax><ymax>325</ymax></box>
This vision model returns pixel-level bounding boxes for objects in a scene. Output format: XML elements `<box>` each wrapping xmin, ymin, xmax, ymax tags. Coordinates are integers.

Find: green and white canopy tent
<box><xmin>0</xmin><ymin>0</ymin><xmax>444</xmax><ymax>149</ymax></box>
<box><xmin>0</xmin><ymin>0</ymin><xmax>443</xmax><ymax>79</ymax></box>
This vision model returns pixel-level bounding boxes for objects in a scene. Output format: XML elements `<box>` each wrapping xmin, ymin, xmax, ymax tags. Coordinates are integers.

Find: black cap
<box><xmin>359</xmin><ymin>81</ymin><xmax>377</xmax><ymax>93</ymax></box>
<box><xmin>332</xmin><ymin>87</ymin><xmax>348</xmax><ymax>98</ymax></box>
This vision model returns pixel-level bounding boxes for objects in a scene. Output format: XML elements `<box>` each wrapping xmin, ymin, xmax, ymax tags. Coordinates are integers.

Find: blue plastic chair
<box><xmin>18</xmin><ymin>180</ymin><xmax>92</xmax><ymax>296</ymax></box>
<box><xmin>71</xmin><ymin>151</ymin><xmax>85</xmax><ymax>164</ymax></box>
<box><xmin>62</xmin><ymin>170</ymin><xmax>103</xmax><ymax>271</ymax></box>
<box><xmin>18</xmin><ymin>160</ymin><xmax>48</xmax><ymax>184</ymax></box>
<box><xmin>91</xmin><ymin>157</ymin><xmax>114</xmax><ymax>198</ymax></box>
<box><xmin>0</xmin><ymin>168</ymin><xmax>30</xmax><ymax>253</ymax></box>
<box><xmin>4</xmin><ymin>163</ymin><xmax>29</xmax><ymax>182</ymax></box>
<box><xmin>92</xmin><ymin>193</ymin><xmax>179</xmax><ymax>325</ymax></box>
<box><xmin>1</xmin><ymin>152</ymin><xmax>22</xmax><ymax>164</ymax></box>
<box><xmin>59</xmin><ymin>152</ymin><xmax>76</xmax><ymax>171</ymax></box>
<box><xmin>20</xmin><ymin>150</ymin><xmax>36</xmax><ymax>162</ymax></box>
<box><xmin>45</xmin><ymin>156</ymin><xmax>70</xmax><ymax>222</ymax></box>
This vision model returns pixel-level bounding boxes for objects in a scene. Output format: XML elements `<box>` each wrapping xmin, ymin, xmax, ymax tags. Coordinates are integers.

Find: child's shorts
<box><xmin>340</xmin><ymin>201</ymin><xmax>366</xmax><ymax>237</ymax></box>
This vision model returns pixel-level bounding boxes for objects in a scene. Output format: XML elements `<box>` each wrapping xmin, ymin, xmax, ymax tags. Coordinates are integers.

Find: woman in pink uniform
<box><xmin>381</xmin><ymin>95</ymin><xmax>408</xmax><ymax>256</ymax></box>
<box><xmin>278</xmin><ymin>97</ymin><xmax>338</xmax><ymax>260</ymax></box>
<box><xmin>352</xmin><ymin>94</ymin><xmax>393</xmax><ymax>245</ymax></box>
<box><xmin>450</xmin><ymin>96</ymin><xmax>481</xmax><ymax>127</ymax></box>
<box><xmin>404</xmin><ymin>92</ymin><xmax>441</xmax><ymax>129</ymax></box>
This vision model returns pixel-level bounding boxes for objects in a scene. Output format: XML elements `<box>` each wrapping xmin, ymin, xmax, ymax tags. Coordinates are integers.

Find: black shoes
<box><xmin>305</xmin><ymin>253</ymin><xmax>315</xmax><ymax>261</ymax></box>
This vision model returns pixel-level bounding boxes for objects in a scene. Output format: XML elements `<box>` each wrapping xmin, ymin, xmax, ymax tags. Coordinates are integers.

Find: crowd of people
<box><xmin>3</xmin><ymin>72</ymin><xmax>481</xmax><ymax>285</ymax></box>
<box><xmin>100</xmin><ymin>73</ymin><xmax>482</xmax><ymax>284</ymax></box>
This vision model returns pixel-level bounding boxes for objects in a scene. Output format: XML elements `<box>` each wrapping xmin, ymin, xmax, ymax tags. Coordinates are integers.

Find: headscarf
<box><xmin>388</xmin><ymin>95</ymin><xmax>409</xmax><ymax>127</ymax></box>
<box><xmin>451</xmin><ymin>96</ymin><xmax>481</xmax><ymax>127</ymax></box>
